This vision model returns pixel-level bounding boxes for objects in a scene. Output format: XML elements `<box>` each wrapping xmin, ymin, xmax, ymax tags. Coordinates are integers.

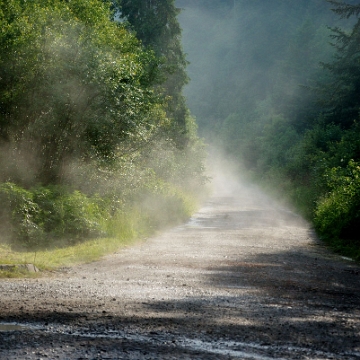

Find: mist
<box><xmin>177</xmin><ymin>0</ymin><xmax>338</xmax><ymax>132</ymax></box>
<box><xmin>1</xmin><ymin>0</ymin><xmax>359</xmax><ymax>253</ymax></box>
<box><xmin>175</xmin><ymin>0</ymin><xmax>346</xmax><ymax>209</ymax></box>
<box><xmin>0</xmin><ymin>0</ymin><xmax>206</xmax><ymax>249</ymax></box>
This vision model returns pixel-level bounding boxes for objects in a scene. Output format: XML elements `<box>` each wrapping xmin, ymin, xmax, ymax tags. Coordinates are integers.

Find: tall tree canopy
<box><xmin>0</xmin><ymin>0</ymin><xmax>206</xmax><ymax>247</ymax></box>
<box><xmin>320</xmin><ymin>1</ymin><xmax>360</xmax><ymax>128</ymax></box>
<box><xmin>0</xmin><ymin>0</ymin><xmax>167</xmax><ymax>184</ymax></box>
<box><xmin>115</xmin><ymin>0</ymin><xmax>190</xmax><ymax>145</ymax></box>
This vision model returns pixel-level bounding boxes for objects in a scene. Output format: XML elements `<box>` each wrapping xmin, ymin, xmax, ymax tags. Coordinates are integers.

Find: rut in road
<box><xmin>0</xmin><ymin>187</ymin><xmax>360</xmax><ymax>359</ymax></box>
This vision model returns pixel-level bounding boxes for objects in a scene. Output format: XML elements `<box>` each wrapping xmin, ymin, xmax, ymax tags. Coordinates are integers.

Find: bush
<box><xmin>33</xmin><ymin>186</ymin><xmax>105</xmax><ymax>240</ymax></box>
<box><xmin>0</xmin><ymin>183</ymin><xmax>106</xmax><ymax>249</ymax></box>
<box><xmin>314</xmin><ymin>160</ymin><xmax>360</xmax><ymax>257</ymax></box>
<box><xmin>0</xmin><ymin>183</ymin><xmax>43</xmax><ymax>248</ymax></box>
<box><xmin>0</xmin><ymin>175</ymin><xmax>200</xmax><ymax>250</ymax></box>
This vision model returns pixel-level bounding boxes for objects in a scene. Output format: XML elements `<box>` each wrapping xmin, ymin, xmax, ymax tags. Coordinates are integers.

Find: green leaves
<box><xmin>314</xmin><ymin>160</ymin><xmax>360</xmax><ymax>251</ymax></box>
<box><xmin>0</xmin><ymin>0</ymin><xmax>168</xmax><ymax>184</ymax></box>
<box><xmin>0</xmin><ymin>183</ymin><xmax>107</xmax><ymax>248</ymax></box>
<box><xmin>117</xmin><ymin>0</ymin><xmax>190</xmax><ymax>144</ymax></box>
<box><xmin>0</xmin><ymin>183</ymin><xmax>42</xmax><ymax>247</ymax></box>
<box><xmin>0</xmin><ymin>0</ymin><xmax>206</xmax><ymax>248</ymax></box>
<box><xmin>318</xmin><ymin>3</ymin><xmax>360</xmax><ymax>129</ymax></box>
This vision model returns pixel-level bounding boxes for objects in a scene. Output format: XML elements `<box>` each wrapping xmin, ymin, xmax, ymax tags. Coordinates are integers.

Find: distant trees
<box><xmin>320</xmin><ymin>1</ymin><xmax>360</xmax><ymax>128</ymax></box>
<box><xmin>179</xmin><ymin>0</ymin><xmax>360</xmax><ymax>258</ymax></box>
<box><xmin>310</xmin><ymin>1</ymin><xmax>360</xmax><ymax>249</ymax></box>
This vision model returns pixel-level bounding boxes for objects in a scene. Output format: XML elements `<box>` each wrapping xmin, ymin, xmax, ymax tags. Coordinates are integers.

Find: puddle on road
<box><xmin>180</xmin><ymin>217</ymin><xmax>219</xmax><ymax>230</ymax></box>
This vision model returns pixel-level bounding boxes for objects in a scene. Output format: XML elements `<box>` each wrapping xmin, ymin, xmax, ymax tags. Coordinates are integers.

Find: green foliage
<box><xmin>0</xmin><ymin>183</ymin><xmax>42</xmax><ymax>247</ymax></box>
<box><xmin>0</xmin><ymin>0</ymin><xmax>207</xmax><ymax>254</ymax></box>
<box><xmin>0</xmin><ymin>183</ymin><xmax>105</xmax><ymax>248</ymax></box>
<box><xmin>314</xmin><ymin>160</ymin><xmax>360</xmax><ymax>259</ymax></box>
<box><xmin>179</xmin><ymin>0</ymin><xmax>360</xmax><ymax>259</ymax></box>
<box><xmin>116</xmin><ymin>0</ymin><xmax>190</xmax><ymax>144</ymax></box>
<box><xmin>33</xmin><ymin>187</ymin><xmax>105</xmax><ymax>239</ymax></box>
<box><xmin>0</xmin><ymin>176</ymin><xmax>200</xmax><ymax>251</ymax></box>
<box><xmin>0</xmin><ymin>0</ymin><xmax>166</xmax><ymax>184</ymax></box>
<box><xmin>257</xmin><ymin>115</ymin><xmax>300</xmax><ymax>171</ymax></box>
<box><xmin>0</xmin><ymin>123</ymin><xmax>206</xmax><ymax>249</ymax></box>
<box><xmin>315</xmin><ymin>160</ymin><xmax>360</xmax><ymax>237</ymax></box>
<box><xmin>319</xmin><ymin>2</ymin><xmax>360</xmax><ymax>129</ymax></box>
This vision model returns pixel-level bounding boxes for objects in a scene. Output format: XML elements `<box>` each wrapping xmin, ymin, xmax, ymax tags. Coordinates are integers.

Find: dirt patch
<box><xmin>0</xmin><ymin>193</ymin><xmax>359</xmax><ymax>359</ymax></box>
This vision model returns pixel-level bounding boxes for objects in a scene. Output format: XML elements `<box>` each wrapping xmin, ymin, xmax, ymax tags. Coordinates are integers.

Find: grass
<box><xmin>0</xmin><ymin>204</ymin><xmax>146</xmax><ymax>278</ymax></box>
<box><xmin>0</xmin><ymin>235</ymin><xmax>141</xmax><ymax>278</ymax></box>
<box><xmin>320</xmin><ymin>235</ymin><xmax>360</xmax><ymax>263</ymax></box>
<box><xmin>0</xmin><ymin>194</ymin><xmax>199</xmax><ymax>278</ymax></box>
<box><xmin>0</xmin><ymin>181</ymin><xmax>205</xmax><ymax>278</ymax></box>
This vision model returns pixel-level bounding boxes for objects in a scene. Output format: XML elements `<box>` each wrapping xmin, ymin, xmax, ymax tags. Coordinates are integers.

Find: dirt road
<box><xmin>0</xmin><ymin>187</ymin><xmax>360</xmax><ymax>359</ymax></box>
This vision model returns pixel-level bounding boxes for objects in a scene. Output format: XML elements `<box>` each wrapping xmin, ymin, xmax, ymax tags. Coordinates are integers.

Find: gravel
<box><xmin>0</xmin><ymin>189</ymin><xmax>359</xmax><ymax>359</ymax></box>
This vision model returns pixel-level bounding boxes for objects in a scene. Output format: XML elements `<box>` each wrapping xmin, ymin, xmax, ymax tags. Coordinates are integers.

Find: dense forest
<box><xmin>177</xmin><ymin>0</ymin><xmax>360</xmax><ymax>259</ymax></box>
<box><xmin>0</xmin><ymin>0</ymin><xmax>206</xmax><ymax>250</ymax></box>
<box><xmin>1</xmin><ymin>0</ymin><xmax>359</xmax><ymax>261</ymax></box>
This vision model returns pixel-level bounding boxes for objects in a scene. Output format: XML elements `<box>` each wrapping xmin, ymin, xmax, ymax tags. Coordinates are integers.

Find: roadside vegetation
<box><xmin>179</xmin><ymin>0</ymin><xmax>360</xmax><ymax>260</ymax></box>
<box><xmin>0</xmin><ymin>0</ymin><xmax>207</xmax><ymax>276</ymax></box>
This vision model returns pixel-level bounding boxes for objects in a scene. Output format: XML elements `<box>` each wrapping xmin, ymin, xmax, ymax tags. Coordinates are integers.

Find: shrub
<box><xmin>0</xmin><ymin>183</ymin><xmax>107</xmax><ymax>249</ymax></box>
<box><xmin>0</xmin><ymin>183</ymin><xmax>43</xmax><ymax>248</ymax></box>
<box><xmin>0</xmin><ymin>177</ymin><xmax>199</xmax><ymax>250</ymax></box>
<box><xmin>33</xmin><ymin>186</ymin><xmax>105</xmax><ymax>241</ymax></box>
<box><xmin>314</xmin><ymin>160</ymin><xmax>360</xmax><ymax>256</ymax></box>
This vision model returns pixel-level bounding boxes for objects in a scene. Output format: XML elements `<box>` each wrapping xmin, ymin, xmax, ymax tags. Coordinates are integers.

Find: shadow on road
<box><xmin>1</xmin><ymin>247</ymin><xmax>359</xmax><ymax>358</ymax></box>
<box><xmin>1</xmin><ymin>195</ymin><xmax>360</xmax><ymax>358</ymax></box>
<box><xmin>142</xmin><ymin>247</ymin><xmax>360</xmax><ymax>352</ymax></box>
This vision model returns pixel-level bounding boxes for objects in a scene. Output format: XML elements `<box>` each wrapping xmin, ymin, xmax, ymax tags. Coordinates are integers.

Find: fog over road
<box><xmin>1</xmin><ymin>183</ymin><xmax>360</xmax><ymax>359</ymax></box>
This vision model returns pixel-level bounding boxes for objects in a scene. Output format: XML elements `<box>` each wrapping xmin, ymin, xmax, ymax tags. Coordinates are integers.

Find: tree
<box><xmin>0</xmin><ymin>0</ymin><xmax>165</xmax><ymax>185</ymax></box>
<box><xmin>115</xmin><ymin>0</ymin><xmax>190</xmax><ymax>146</ymax></box>
<box><xmin>319</xmin><ymin>1</ymin><xmax>360</xmax><ymax>128</ymax></box>
<box><xmin>327</xmin><ymin>0</ymin><xmax>360</xmax><ymax>18</ymax></box>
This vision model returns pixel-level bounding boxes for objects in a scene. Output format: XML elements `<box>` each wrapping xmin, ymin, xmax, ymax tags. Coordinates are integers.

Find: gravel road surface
<box><xmin>0</xmin><ymin>186</ymin><xmax>359</xmax><ymax>359</ymax></box>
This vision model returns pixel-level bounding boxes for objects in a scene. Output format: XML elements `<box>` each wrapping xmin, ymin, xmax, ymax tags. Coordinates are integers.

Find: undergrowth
<box><xmin>313</xmin><ymin>160</ymin><xmax>360</xmax><ymax>261</ymax></box>
<box><xmin>0</xmin><ymin>177</ymin><xmax>202</xmax><ymax>278</ymax></box>
<box><xmin>251</xmin><ymin>159</ymin><xmax>360</xmax><ymax>262</ymax></box>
